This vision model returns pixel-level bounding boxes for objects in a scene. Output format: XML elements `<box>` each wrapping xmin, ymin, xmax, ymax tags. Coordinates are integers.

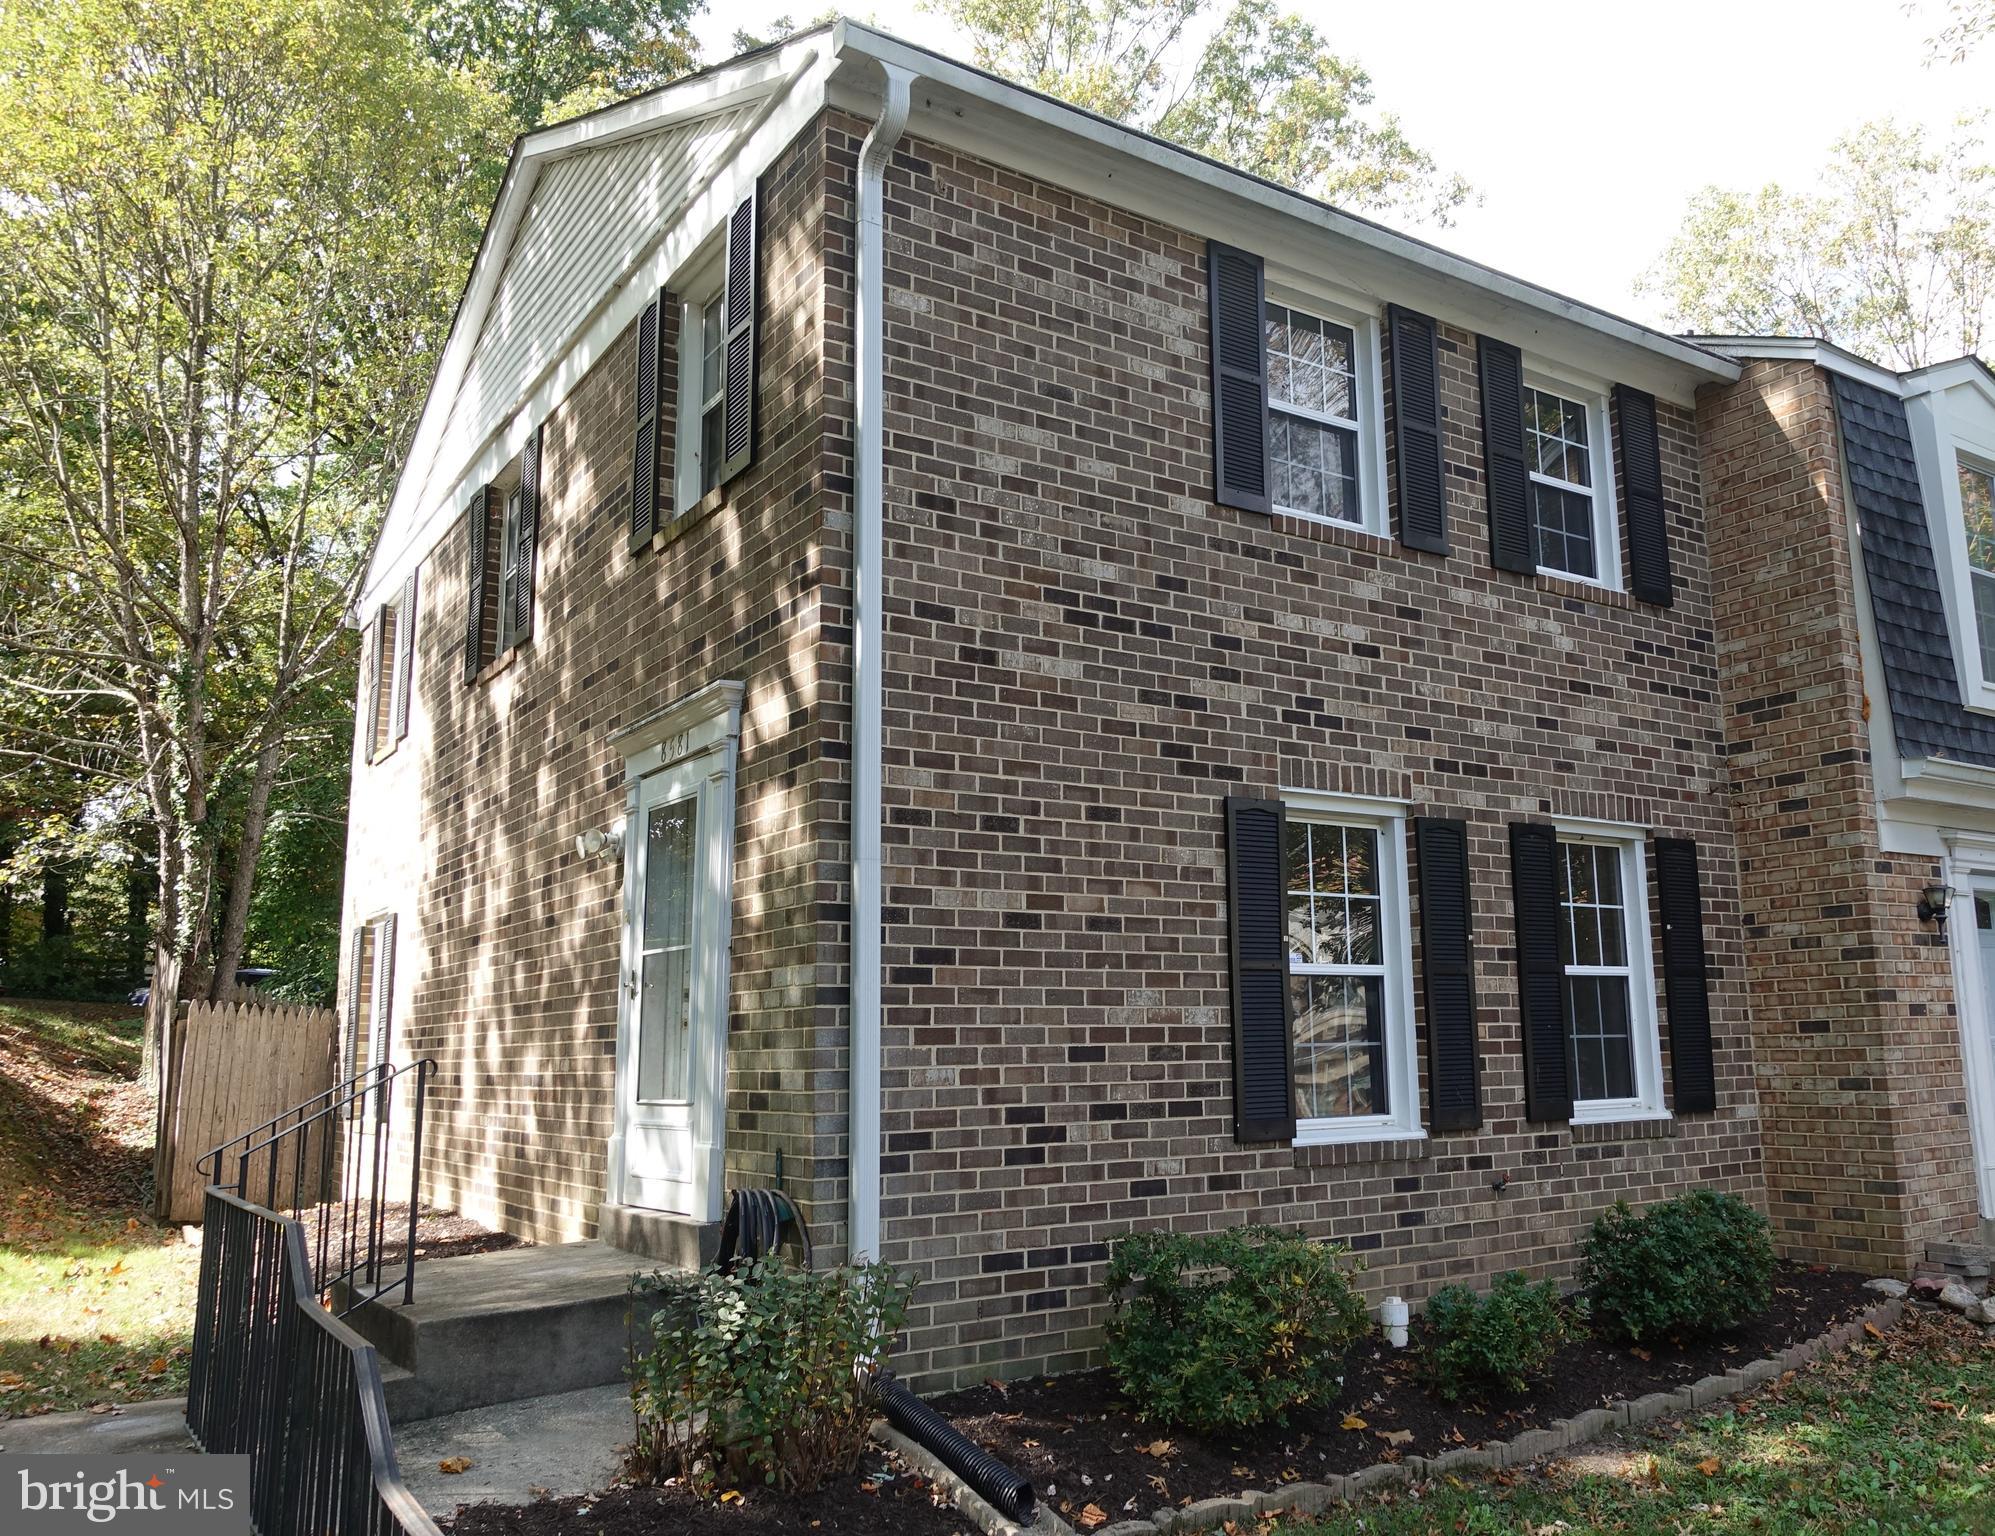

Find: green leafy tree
<box><xmin>929</xmin><ymin>0</ymin><xmax>1470</xmax><ymax>222</ymax></box>
<box><xmin>415</xmin><ymin>0</ymin><xmax>704</xmax><ymax>128</ymax></box>
<box><xmin>1643</xmin><ymin>117</ymin><xmax>1994</xmax><ymax>371</ymax></box>
<box><xmin>0</xmin><ymin>0</ymin><xmax>508</xmax><ymax>1073</ymax></box>
<box><xmin>1925</xmin><ymin>0</ymin><xmax>1994</xmax><ymax>62</ymax></box>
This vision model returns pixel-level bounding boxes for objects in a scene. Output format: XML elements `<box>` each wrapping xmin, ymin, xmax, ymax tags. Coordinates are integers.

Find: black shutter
<box><xmin>718</xmin><ymin>191</ymin><xmax>758</xmax><ymax>486</ymax></box>
<box><xmin>1224</xmin><ymin>795</ymin><xmax>1295</xmax><ymax>1142</ymax></box>
<box><xmin>629</xmin><ymin>298</ymin><xmax>661</xmax><ymax>552</ymax></box>
<box><xmin>1508</xmin><ymin>821</ymin><xmax>1572</xmax><ymax>1122</ymax></box>
<box><xmin>1615</xmin><ymin>384</ymin><xmax>1674</xmax><ymax>606</ymax></box>
<box><xmin>1478</xmin><ymin>335</ymin><xmax>1537</xmax><ymax>573</ymax></box>
<box><xmin>462</xmin><ymin>489</ymin><xmax>487</xmax><ymax>684</ymax></box>
<box><xmin>512</xmin><ymin>428</ymin><xmax>540</xmax><ymax>646</ymax></box>
<box><xmin>392</xmin><ymin>572</ymin><xmax>417</xmax><ymax>744</ymax></box>
<box><xmin>1388</xmin><ymin>305</ymin><xmax>1448</xmax><ymax>555</ymax></box>
<box><xmin>1654</xmin><ymin>837</ymin><xmax>1716</xmax><ymax>1113</ymax></box>
<box><xmin>1415</xmin><ymin>817</ymin><xmax>1480</xmax><ymax>1130</ymax></box>
<box><xmin>361</xmin><ymin>610</ymin><xmax>382</xmax><ymax>765</ymax></box>
<box><xmin>1206</xmin><ymin>241</ymin><xmax>1271</xmax><ymax>514</ymax></box>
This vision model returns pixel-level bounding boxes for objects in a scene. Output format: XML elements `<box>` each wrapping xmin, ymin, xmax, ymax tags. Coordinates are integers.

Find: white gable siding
<box><xmin>430</xmin><ymin>104</ymin><xmax>757</xmax><ymax>506</ymax></box>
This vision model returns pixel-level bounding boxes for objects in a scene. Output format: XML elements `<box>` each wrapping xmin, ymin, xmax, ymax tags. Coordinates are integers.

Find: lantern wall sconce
<box><xmin>1917</xmin><ymin>882</ymin><xmax>1954</xmax><ymax>927</ymax></box>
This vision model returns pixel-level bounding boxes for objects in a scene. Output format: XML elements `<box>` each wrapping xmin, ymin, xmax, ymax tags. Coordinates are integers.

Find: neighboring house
<box><xmin>1699</xmin><ymin>340</ymin><xmax>1995</xmax><ymax>1269</ymax></box>
<box><xmin>341</xmin><ymin>21</ymin><xmax>1767</xmax><ymax>1388</ymax></box>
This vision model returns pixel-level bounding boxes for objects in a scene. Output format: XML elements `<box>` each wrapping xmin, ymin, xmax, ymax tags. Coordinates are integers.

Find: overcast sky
<box><xmin>689</xmin><ymin>0</ymin><xmax>1990</xmax><ymax>329</ymax></box>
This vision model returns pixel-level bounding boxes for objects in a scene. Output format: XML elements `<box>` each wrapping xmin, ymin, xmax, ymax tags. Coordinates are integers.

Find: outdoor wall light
<box><xmin>1917</xmin><ymin>882</ymin><xmax>1954</xmax><ymax>927</ymax></box>
<box><xmin>575</xmin><ymin>824</ymin><xmax>623</xmax><ymax>862</ymax></box>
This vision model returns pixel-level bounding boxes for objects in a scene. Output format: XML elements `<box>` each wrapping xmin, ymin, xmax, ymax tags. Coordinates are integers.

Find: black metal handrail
<box><xmin>206</xmin><ymin>1057</ymin><xmax>436</xmax><ymax>1314</ymax></box>
<box><xmin>188</xmin><ymin>1188</ymin><xmax>441</xmax><ymax>1536</ymax></box>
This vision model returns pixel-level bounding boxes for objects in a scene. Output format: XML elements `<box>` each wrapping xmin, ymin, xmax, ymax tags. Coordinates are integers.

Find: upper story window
<box><xmin>1960</xmin><ymin>459</ymin><xmax>1995</xmax><ymax>680</ymax></box>
<box><xmin>1526</xmin><ymin>385</ymin><xmax>1614</xmax><ymax>583</ymax></box>
<box><xmin>1268</xmin><ymin>304</ymin><xmax>1363</xmax><ymax>528</ymax></box>
<box><xmin>1282</xmin><ymin>795</ymin><xmax>1419</xmax><ymax>1143</ymax></box>
<box><xmin>698</xmin><ymin>292</ymin><xmax>727</xmax><ymax>498</ymax></box>
<box><xmin>1556</xmin><ymin>831</ymin><xmax>1663</xmax><ymax>1120</ymax></box>
<box><xmin>461</xmin><ymin>428</ymin><xmax>540</xmax><ymax>682</ymax></box>
<box><xmin>365</xmin><ymin>577</ymin><xmax>416</xmax><ymax>764</ymax></box>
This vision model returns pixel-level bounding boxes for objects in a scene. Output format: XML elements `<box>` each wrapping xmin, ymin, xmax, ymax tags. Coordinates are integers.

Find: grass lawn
<box><xmin>0</xmin><ymin>998</ymin><xmax>200</xmax><ymax>1417</ymax></box>
<box><xmin>1299</xmin><ymin>1307</ymin><xmax>1995</xmax><ymax>1535</ymax></box>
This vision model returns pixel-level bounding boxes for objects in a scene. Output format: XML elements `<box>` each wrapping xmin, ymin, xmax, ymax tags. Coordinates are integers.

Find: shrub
<box><xmin>1103</xmin><ymin>1226</ymin><xmax>1370</xmax><ymax>1433</ymax></box>
<box><xmin>1417</xmin><ymin>1270</ymin><xmax>1570</xmax><ymax>1402</ymax></box>
<box><xmin>628</xmin><ymin>1259</ymin><xmax>915</xmax><ymax>1495</ymax></box>
<box><xmin>1580</xmin><ymin>1189</ymin><xmax>1776</xmax><ymax>1346</ymax></box>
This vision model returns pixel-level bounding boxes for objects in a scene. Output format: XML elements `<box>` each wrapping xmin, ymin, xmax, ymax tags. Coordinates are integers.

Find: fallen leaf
<box><xmin>1864</xmin><ymin>1322</ymin><xmax>1884</xmax><ymax>1339</ymax></box>
<box><xmin>1696</xmin><ymin>1457</ymin><xmax>1721</xmax><ymax>1476</ymax></box>
<box><xmin>1339</xmin><ymin>1414</ymin><xmax>1368</xmax><ymax>1431</ymax></box>
<box><xmin>1629</xmin><ymin>1347</ymin><xmax>1652</xmax><ymax>1362</ymax></box>
<box><xmin>1140</xmin><ymin>1440</ymin><xmax>1174</xmax><ymax>1458</ymax></box>
<box><xmin>1078</xmin><ymin>1504</ymin><xmax>1107</xmax><ymax>1530</ymax></box>
<box><xmin>722</xmin><ymin>1490</ymin><xmax>745</xmax><ymax>1503</ymax></box>
<box><xmin>1376</xmin><ymin>1429</ymin><xmax>1413</xmax><ymax>1448</ymax></box>
<box><xmin>437</xmin><ymin>1457</ymin><xmax>473</xmax><ymax>1475</ymax></box>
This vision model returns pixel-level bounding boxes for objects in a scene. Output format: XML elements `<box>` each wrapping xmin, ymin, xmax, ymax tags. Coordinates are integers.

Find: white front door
<box><xmin>1970</xmin><ymin>891</ymin><xmax>1995</xmax><ymax>1220</ymax></box>
<box><xmin>616</xmin><ymin>749</ymin><xmax>730</xmax><ymax>1219</ymax></box>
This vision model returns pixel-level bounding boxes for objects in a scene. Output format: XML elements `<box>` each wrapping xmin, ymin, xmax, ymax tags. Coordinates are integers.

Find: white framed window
<box><xmin>1554</xmin><ymin>825</ymin><xmax>1665</xmax><ymax>1122</ymax></box>
<box><xmin>674</xmin><ymin>253</ymin><xmax>728</xmax><ymax>512</ymax></box>
<box><xmin>1958</xmin><ymin>456</ymin><xmax>1995</xmax><ymax>686</ymax></box>
<box><xmin>1282</xmin><ymin>790</ymin><xmax>1420</xmax><ymax>1144</ymax></box>
<box><xmin>1266</xmin><ymin>297</ymin><xmax>1388</xmax><ymax>536</ymax></box>
<box><xmin>497</xmin><ymin>483</ymin><xmax>524</xmax><ymax>653</ymax></box>
<box><xmin>1525</xmin><ymin>378</ymin><xmax>1619</xmax><ymax>587</ymax></box>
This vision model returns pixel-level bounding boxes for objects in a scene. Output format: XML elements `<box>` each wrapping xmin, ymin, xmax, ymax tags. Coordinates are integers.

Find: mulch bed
<box><xmin>930</xmin><ymin>1263</ymin><xmax>1879</xmax><ymax>1518</ymax></box>
<box><xmin>284</xmin><ymin>1199</ymin><xmax>523</xmax><ymax>1275</ymax></box>
<box><xmin>443</xmin><ymin>1449</ymin><xmax>977</xmax><ymax>1536</ymax></box>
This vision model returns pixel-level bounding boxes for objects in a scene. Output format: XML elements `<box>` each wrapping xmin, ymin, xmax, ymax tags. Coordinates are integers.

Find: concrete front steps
<box><xmin>341</xmin><ymin>1241</ymin><xmax>652</xmax><ymax>1424</ymax></box>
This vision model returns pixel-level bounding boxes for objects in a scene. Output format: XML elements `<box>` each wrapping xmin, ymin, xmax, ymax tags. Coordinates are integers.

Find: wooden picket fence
<box><xmin>154</xmin><ymin>998</ymin><xmax>338</xmax><ymax>1223</ymax></box>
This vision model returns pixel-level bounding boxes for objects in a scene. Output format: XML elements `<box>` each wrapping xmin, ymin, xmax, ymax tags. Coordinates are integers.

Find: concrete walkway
<box><xmin>0</xmin><ymin>1398</ymin><xmax>195</xmax><ymax>1456</ymax></box>
<box><xmin>0</xmin><ymin>1385</ymin><xmax>632</xmax><ymax>1523</ymax></box>
<box><xmin>396</xmin><ymin>1382</ymin><xmax>632</xmax><ymax>1520</ymax></box>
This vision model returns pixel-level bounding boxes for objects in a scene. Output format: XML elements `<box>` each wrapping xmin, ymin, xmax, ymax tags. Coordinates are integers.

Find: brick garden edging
<box><xmin>879</xmin><ymin>1297</ymin><xmax>1907</xmax><ymax>1536</ymax></box>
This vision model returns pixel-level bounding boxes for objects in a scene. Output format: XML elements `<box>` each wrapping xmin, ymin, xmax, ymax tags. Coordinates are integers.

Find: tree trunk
<box><xmin>208</xmin><ymin>736</ymin><xmax>282</xmax><ymax>1000</ymax></box>
<box><xmin>41</xmin><ymin>858</ymin><xmax>70</xmax><ymax>939</ymax></box>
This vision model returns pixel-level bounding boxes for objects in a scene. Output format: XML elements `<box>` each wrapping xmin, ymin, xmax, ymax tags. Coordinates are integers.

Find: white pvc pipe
<box><xmin>848</xmin><ymin>61</ymin><xmax>915</xmax><ymax>1265</ymax></box>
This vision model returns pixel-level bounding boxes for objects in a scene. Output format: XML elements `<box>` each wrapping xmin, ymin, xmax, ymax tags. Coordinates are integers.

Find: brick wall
<box><xmin>1699</xmin><ymin>358</ymin><xmax>1978</xmax><ymax>1273</ymax></box>
<box><xmin>338</xmin><ymin>119</ymin><xmax>851</xmax><ymax>1249</ymax></box>
<box><xmin>866</xmin><ymin>126</ymin><xmax>1763</xmax><ymax>1388</ymax></box>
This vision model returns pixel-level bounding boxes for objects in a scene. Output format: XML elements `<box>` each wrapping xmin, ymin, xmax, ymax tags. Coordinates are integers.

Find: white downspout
<box><xmin>850</xmin><ymin>62</ymin><xmax>915</xmax><ymax>1264</ymax></box>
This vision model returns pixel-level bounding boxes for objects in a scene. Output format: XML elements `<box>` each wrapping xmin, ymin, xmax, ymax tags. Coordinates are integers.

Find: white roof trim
<box><xmin>832</xmin><ymin>22</ymin><xmax>1739</xmax><ymax>400</ymax></box>
<box><xmin>363</xmin><ymin>34</ymin><xmax>832</xmax><ymax>610</ymax></box>
<box><xmin>1902</xmin><ymin>354</ymin><xmax>1995</xmax><ymax>406</ymax></box>
<box><xmin>1689</xmin><ymin>334</ymin><xmax>1904</xmax><ymax>396</ymax></box>
<box><xmin>368</xmin><ymin>20</ymin><xmax>1747</xmax><ymax>615</ymax></box>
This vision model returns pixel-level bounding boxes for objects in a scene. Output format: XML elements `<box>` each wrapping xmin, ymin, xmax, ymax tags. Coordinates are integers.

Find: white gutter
<box><xmin>849</xmin><ymin>60</ymin><xmax>915</xmax><ymax>1265</ymax></box>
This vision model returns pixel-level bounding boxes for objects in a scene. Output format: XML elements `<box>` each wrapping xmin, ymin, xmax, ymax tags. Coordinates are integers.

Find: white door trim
<box><xmin>1942</xmin><ymin>834</ymin><xmax>1995</xmax><ymax>1220</ymax></box>
<box><xmin>607</xmin><ymin>681</ymin><xmax>742</xmax><ymax>1223</ymax></box>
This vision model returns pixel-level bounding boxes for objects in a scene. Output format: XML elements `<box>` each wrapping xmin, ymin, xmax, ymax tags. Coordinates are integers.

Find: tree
<box><xmin>1642</xmin><ymin>118</ymin><xmax>1994</xmax><ymax>371</ymax></box>
<box><xmin>0</xmin><ymin>0</ymin><xmax>509</xmax><ymax>1070</ymax></box>
<box><xmin>1926</xmin><ymin>0</ymin><xmax>1994</xmax><ymax>62</ymax></box>
<box><xmin>415</xmin><ymin>0</ymin><xmax>703</xmax><ymax>128</ymax></box>
<box><xmin>929</xmin><ymin>0</ymin><xmax>1470</xmax><ymax>222</ymax></box>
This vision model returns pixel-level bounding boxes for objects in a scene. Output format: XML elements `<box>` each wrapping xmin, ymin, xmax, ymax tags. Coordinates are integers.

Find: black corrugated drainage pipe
<box><xmin>880</xmin><ymin>1377</ymin><xmax>1036</xmax><ymax>1522</ymax></box>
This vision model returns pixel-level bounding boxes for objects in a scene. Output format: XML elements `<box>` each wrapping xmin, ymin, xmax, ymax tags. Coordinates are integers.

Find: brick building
<box><xmin>1698</xmin><ymin>339</ymin><xmax>1995</xmax><ymax>1274</ymax></box>
<box><xmin>340</xmin><ymin>23</ymin><xmax>1825</xmax><ymax>1389</ymax></box>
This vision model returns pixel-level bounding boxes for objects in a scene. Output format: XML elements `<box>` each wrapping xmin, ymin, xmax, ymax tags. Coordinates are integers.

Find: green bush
<box><xmin>1103</xmin><ymin>1226</ymin><xmax>1370</xmax><ymax>1433</ymax></box>
<box><xmin>1417</xmin><ymin>1270</ymin><xmax>1571</xmax><ymax>1403</ymax></box>
<box><xmin>1579</xmin><ymin>1190</ymin><xmax>1775</xmax><ymax>1346</ymax></box>
<box><xmin>628</xmin><ymin>1259</ymin><xmax>914</xmax><ymax>1495</ymax></box>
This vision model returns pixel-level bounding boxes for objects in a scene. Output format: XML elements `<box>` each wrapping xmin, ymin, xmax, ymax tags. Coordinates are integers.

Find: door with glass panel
<box><xmin>619</xmin><ymin>764</ymin><xmax>707</xmax><ymax>1215</ymax></box>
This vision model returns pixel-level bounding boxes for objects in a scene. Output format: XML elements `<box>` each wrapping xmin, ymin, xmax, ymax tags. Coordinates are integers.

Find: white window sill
<box><xmin>1534</xmin><ymin>563</ymin><xmax>1621</xmax><ymax>594</ymax></box>
<box><xmin>1275</xmin><ymin>506</ymin><xmax>1389</xmax><ymax>540</ymax></box>
<box><xmin>1293</xmin><ymin>1121</ymin><xmax>1427</xmax><ymax>1149</ymax></box>
<box><xmin>1570</xmin><ymin>1104</ymin><xmax>1672</xmax><ymax>1128</ymax></box>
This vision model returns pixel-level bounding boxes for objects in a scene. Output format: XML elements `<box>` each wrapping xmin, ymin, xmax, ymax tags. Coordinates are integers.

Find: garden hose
<box><xmin>715</xmin><ymin>1186</ymin><xmax>815</xmax><ymax>1272</ymax></box>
